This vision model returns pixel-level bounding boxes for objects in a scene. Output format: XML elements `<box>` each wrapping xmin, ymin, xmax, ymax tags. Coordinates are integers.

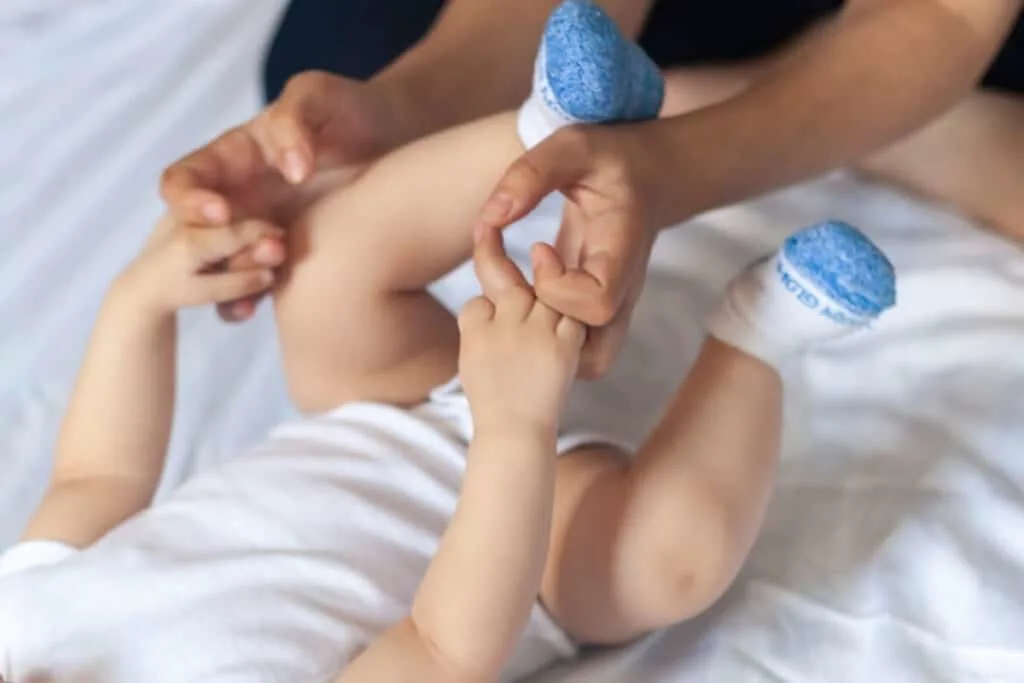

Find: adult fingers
<box><xmin>577</xmin><ymin>314</ymin><xmax>629</xmax><ymax>379</ymax></box>
<box><xmin>556</xmin><ymin>315</ymin><xmax>587</xmax><ymax>351</ymax></box>
<box><xmin>529</xmin><ymin>244</ymin><xmax>566</xmax><ymax>330</ymax></box>
<box><xmin>535</xmin><ymin>207</ymin><xmax>642</xmax><ymax>327</ymax></box>
<box><xmin>530</xmin><ymin>241</ymin><xmax>567</xmax><ymax>283</ymax></box>
<box><xmin>262</xmin><ymin>72</ymin><xmax>334</xmax><ymax>184</ymax></box>
<box><xmin>473</xmin><ymin>127</ymin><xmax>591</xmax><ymax>237</ymax></box>
<box><xmin>161</xmin><ymin>127</ymin><xmax>266</xmax><ymax>224</ymax></box>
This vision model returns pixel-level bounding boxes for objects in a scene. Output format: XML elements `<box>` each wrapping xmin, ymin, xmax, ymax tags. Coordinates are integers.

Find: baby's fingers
<box><xmin>184</xmin><ymin>220</ymin><xmax>284</xmax><ymax>270</ymax></box>
<box><xmin>193</xmin><ymin>269</ymin><xmax>275</xmax><ymax>307</ymax></box>
<box><xmin>556</xmin><ymin>316</ymin><xmax>586</xmax><ymax>350</ymax></box>
<box><xmin>217</xmin><ymin>295</ymin><xmax>264</xmax><ymax>323</ymax></box>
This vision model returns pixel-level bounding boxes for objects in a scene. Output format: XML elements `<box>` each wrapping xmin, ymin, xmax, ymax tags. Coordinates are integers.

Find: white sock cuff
<box><xmin>517</xmin><ymin>90</ymin><xmax>577</xmax><ymax>150</ymax></box>
<box><xmin>706</xmin><ymin>297</ymin><xmax>791</xmax><ymax>369</ymax></box>
<box><xmin>706</xmin><ymin>252</ymin><xmax>871</xmax><ymax>370</ymax></box>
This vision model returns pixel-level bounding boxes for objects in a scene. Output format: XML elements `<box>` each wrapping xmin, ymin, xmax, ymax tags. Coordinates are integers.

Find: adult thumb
<box><xmin>474</xmin><ymin>129</ymin><xmax>589</xmax><ymax>238</ymax></box>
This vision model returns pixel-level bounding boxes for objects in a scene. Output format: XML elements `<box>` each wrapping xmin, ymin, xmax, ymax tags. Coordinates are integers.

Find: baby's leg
<box><xmin>542</xmin><ymin>222</ymin><xmax>897</xmax><ymax>644</ymax></box>
<box><xmin>273</xmin><ymin>113</ymin><xmax>523</xmax><ymax>411</ymax></box>
<box><xmin>274</xmin><ymin>0</ymin><xmax>664</xmax><ymax>412</ymax></box>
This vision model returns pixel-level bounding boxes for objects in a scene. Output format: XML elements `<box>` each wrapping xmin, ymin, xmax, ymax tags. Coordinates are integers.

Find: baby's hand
<box><xmin>458</xmin><ymin>286</ymin><xmax>585</xmax><ymax>437</ymax></box>
<box><xmin>117</xmin><ymin>216</ymin><xmax>285</xmax><ymax>316</ymax></box>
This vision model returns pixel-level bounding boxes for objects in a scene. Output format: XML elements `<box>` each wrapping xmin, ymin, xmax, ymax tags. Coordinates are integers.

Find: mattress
<box><xmin>3</xmin><ymin>2</ymin><xmax>1024</xmax><ymax>681</ymax></box>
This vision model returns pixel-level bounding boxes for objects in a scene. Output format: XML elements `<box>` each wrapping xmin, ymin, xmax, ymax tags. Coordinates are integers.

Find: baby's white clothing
<box><xmin>0</xmin><ymin>379</ymin><xmax>616</xmax><ymax>683</ymax></box>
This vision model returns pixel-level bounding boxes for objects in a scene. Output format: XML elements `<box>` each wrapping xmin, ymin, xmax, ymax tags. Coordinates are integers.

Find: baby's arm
<box><xmin>340</xmin><ymin>287</ymin><xmax>584</xmax><ymax>683</ymax></box>
<box><xmin>18</xmin><ymin>218</ymin><xmax>283</xmax><ymax>549</ymax></box>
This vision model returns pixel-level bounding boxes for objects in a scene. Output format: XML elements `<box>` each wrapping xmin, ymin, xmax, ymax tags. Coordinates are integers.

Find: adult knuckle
<box><xmin>555</xmin><ymin>125</ymin><xmax>591</xmax><ymax>156</ymax></box>
<box><xmin>589</xmin><ymin>295</ymin><xmax>618</xmax><ymax>326</ymax></box>
<box><xmin>581</xmin><ymin>353</ymin><xmax>612</xmax><ymax>379</ymax></box>
<box><xmin>283</xmin><ymin>70</ymin><xmax>326</xmax><ymax>97</ymax></box>
<box><xmin>159</xmin><ymin>164</ymin><xmax>179</xmax><ymax>189</ymax></box>
<box><xmin>265</xmin><ymin>99</ymin><xmax>295</xmax><ymax>130</ymax></box>
<box><xmin>510</xmin><ymin>155</ymin><xmax>543</xmax><ymax>187</ymax></box>
<box><xmin>247</xmin><ymin>271</ymin><xmax>268</xmax><ymax>290</ymax></box>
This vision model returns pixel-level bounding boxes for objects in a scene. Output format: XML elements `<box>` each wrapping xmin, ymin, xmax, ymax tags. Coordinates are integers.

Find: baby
<box><xmin>0</xmin><ymin>2</ymin><xmax>896</xmax><ymax>682</ymax></box>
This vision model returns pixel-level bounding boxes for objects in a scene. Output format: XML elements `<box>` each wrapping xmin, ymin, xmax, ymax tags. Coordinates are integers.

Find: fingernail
<box><xmin>283</xmin><ymin>151</ymin><xmax>306</xmax><ymax>184</ymax></box>
<box><xmin>202</xmin><ymin>202</ymin><xmax>227</xmax><ymax>223</ymax></box>
<box><xmin>479</xmin><ymin>192</ymin><xmax>513</xmax><ymax>226</ymax></box>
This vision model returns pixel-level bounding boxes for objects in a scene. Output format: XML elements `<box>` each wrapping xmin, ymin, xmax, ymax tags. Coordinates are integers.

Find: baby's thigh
<box><xmin>273</xmin><ymin>113</ymin><xmax>523</xmax><ymax>413</ymax></box>
<box><xmin>273</xmin><ymin>183</ymin><xmax>460</xmax><ymax>412</ymax></box>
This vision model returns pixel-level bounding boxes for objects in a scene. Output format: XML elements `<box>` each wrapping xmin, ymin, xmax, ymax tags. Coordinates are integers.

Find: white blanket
<box><xmin>2</xmin><ymin>2</ymin><xmax>1024</xmax><ymax>681</ymax></box>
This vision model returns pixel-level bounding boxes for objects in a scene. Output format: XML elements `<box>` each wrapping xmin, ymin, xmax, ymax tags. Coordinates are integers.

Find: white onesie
<box><xmin>0</xmin><ymin>379</ymin><xmax>618</xmax><ymax>683</ymax></box>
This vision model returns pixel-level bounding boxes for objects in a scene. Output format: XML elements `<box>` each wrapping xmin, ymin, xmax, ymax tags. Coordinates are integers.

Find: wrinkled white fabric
<box><xmin>0</xmin><ymin>379</ymin><xmax>604</xmax><ymax>682</ymax></box>
<box><xmin>4</xmin><ymin>2</ymin><xmax>1024</xmax><ymax>682</ymax></box>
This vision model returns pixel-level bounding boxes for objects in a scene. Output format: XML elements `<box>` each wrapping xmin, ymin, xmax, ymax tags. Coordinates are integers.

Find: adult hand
<box><xmin>160</xmin><ymin>71</ymin><xmax>402</xmax><ymax>321</ymax></box>
<box><xmin>473</xmin><ymin>124</ymin><xmax>668</xmax><ymax>379</ymax></box>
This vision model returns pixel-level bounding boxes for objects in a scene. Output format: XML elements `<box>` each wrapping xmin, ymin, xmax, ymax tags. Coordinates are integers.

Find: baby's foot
<box><xmin>517</xmin><ymin>0</ymin><xmax>665</xmax><ymax>148</ymax></box>
<box><xmin>707</xmin><ymin>220</ymin><xmax>897</xmax><ymax>367</ymax></box>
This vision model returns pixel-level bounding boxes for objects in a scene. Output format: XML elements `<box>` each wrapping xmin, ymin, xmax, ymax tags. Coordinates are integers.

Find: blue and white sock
<box><xmin>517</xmin><ymin>0</ymin><xmax>665</xmax><ymax>149</ymax></box>
<box><xmin>707</xmin><ymin>221</ymin><xmax>897</xmax><ymax>367</ymax></box>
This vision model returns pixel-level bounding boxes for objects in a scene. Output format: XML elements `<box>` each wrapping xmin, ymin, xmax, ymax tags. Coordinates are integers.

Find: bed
<box><xmin>3</xmin><ymin>2</ymin><xmax>1024</xmax><ymax>681</ymax></box>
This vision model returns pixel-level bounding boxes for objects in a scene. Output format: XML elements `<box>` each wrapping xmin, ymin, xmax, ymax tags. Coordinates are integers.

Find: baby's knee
<box><xmin>626</xmin><ymin>493</ymin><xmax>744</xmax><ymax>628</ymax></box>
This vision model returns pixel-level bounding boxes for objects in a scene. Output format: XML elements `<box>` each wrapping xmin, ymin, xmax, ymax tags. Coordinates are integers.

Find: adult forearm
<box><xmin>374</xmin><ymin>0</ymin><xmax>652</xmax><ymax>144</ymax></box>
<box><xmin>648</xmin><ymin>0</ymin><xmax>1019</xmax><ymax>227</ymax></box>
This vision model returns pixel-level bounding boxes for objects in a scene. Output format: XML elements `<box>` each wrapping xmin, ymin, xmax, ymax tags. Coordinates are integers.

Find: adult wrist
<box><xmin>371</xmin><ymin>36</ymin><xmax>467</xmax><ymax>148</ymax></box>
<box><xmin>368</xmin><ymin>67</ymin><xmax>432</xmax><ymax>150</ymax></box>
<box><xmin>640</xmin><ymin>108</ymin><xmax>748</xmax><ymax>230</ymax></box>
<box><xmin>625</xmin><ymin>119</ymin><xmax>701</xmax><ymax>233</ymax></box>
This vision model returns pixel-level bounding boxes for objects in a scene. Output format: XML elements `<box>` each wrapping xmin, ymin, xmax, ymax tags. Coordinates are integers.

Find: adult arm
<box><xmin>374</xmin><ymin>0</ymin><xmax>654</xmax><ymax>146</ymax></box>
<box><xmin>641</xmin><ymin>0</ymin><xmax>1024</xmax><ymax>226</ymax></box>
<box><xmin>161</xmin><ymin>0</ymin><xmax>652</xmax><ymax>223</ymax></box>
<box><xmin>475</xmin><ymin>0</ymin><xmax>1021</xmax><ymax>377</ymax></box>
<box><xmin>159</xmin><ymin>0</ymin><xmax>652</xmax><ymax>323</ymax></box>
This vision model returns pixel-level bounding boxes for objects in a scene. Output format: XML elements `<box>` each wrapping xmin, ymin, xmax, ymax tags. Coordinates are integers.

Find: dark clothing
<box><xmin>263</xmin><ymin>0</ymin><xmax>1023</xmax><ymax>102</ymax></box>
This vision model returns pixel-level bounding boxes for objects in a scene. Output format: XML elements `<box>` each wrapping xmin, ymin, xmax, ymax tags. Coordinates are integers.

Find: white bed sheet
<box><xmin>3</xmin><ymin>2</ymin><xmax>1024</xmax><ymax>682</ymax></box>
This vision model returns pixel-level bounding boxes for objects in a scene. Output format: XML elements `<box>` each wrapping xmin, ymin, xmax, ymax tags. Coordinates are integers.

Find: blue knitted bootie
<box><xmin>707</xmin><ymin>220</ymin><xmax>897</xmax><ymax>366</ymax></box>
<box><xmin>518</xmin><ymin>0</ymin><xmax>664</xmax><ymax>147</ymax></box>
